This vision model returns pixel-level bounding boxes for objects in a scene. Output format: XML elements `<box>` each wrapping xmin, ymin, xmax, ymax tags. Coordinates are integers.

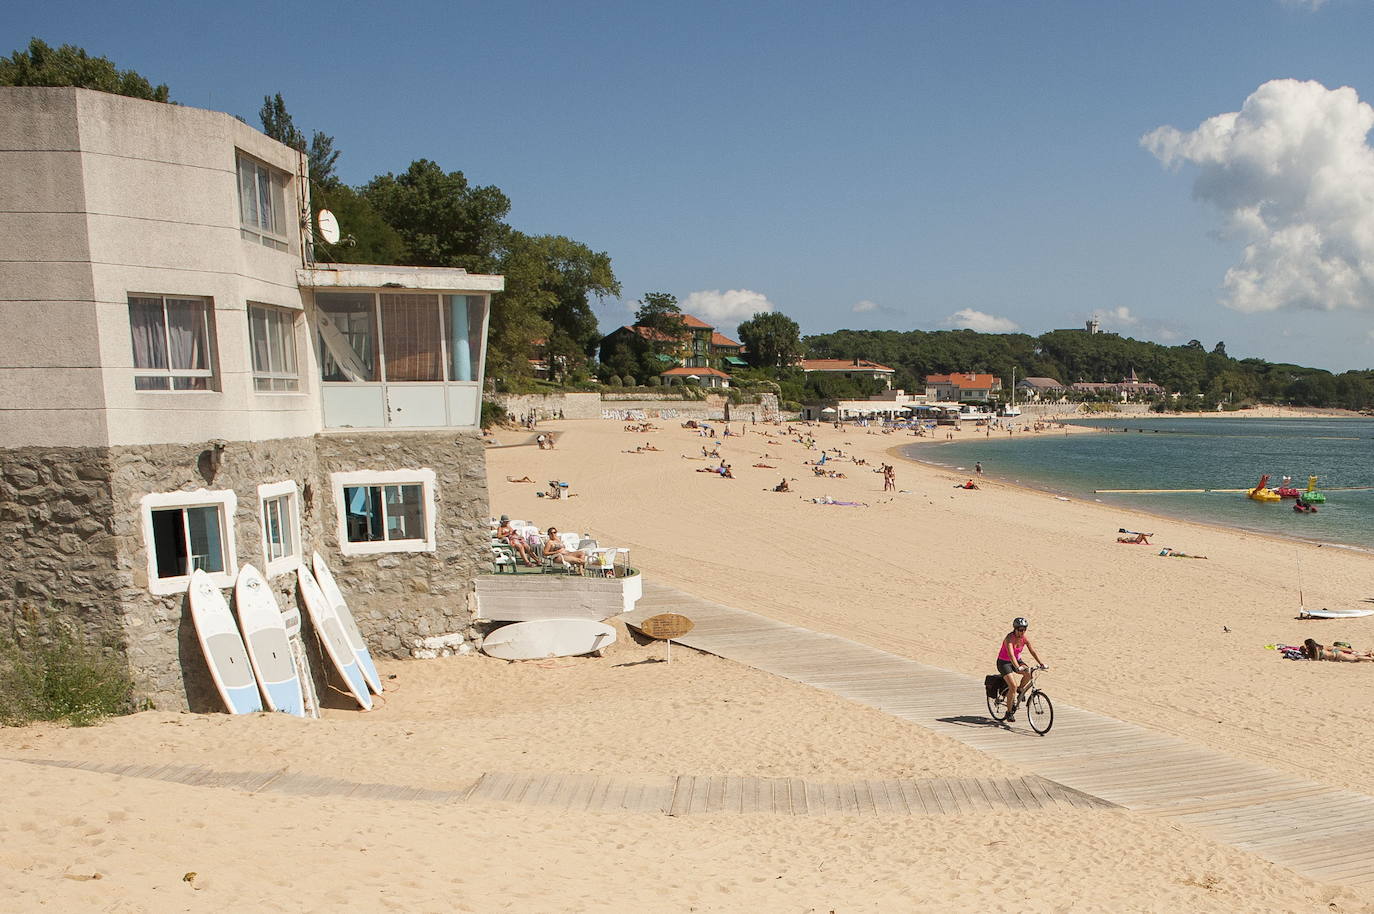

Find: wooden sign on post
<box><xmin>637</xmin><ymin>613</ymin><xmax>694</xmax><ymax>640</ymax></box>
<box><xmin>634</xmin><ymin>613</ymin><xmax>694</xmax><ymax>663</ymax></box>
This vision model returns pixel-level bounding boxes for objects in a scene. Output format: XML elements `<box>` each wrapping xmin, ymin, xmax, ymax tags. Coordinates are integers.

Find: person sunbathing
<box><xmin>543</xmin><ymin>527</ymin><xmax>588</xmax><ymax>571</ymax></box>
<box><xmin>497</xmin><ymin>516</ymin><xmax>540</xmax><ymax>566</ymax></box>
<box><xmin>773</xmin><ymin>478</ymin><xmax>791</xmax><ymax>492</ymax></box>
<box><xmin>1302</xmin><ymin>639</ymin><xmax>1374</xmax><ymax>662</ymax></box>
<box><xmin>955</xmin><ymin>479</ymin><xmax>979</xmax><ymax>489</ymax></box>
<box><xmin>642</xmin><ymin>442</ymin><xmax>660</xmax><ymax>451</ymax></box>
<box><xmin>506</xmin><ymin>475</ymin><xmax>535</xmax><ymax>483</ymax></box>
<box><xmin>1117</xmin><ymin>532</ymin><xmax>1151</xmax><ymax>544</ymax></box>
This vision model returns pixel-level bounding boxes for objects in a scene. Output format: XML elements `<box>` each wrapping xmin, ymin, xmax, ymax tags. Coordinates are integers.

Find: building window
<box><xmin>140</xmin><ymin>490</ymin><xmax>238</xmax><ymax>595</ymax></box>
<box><xmin>257</xmin><ymin>481</ymin><xmax>302</xmax><ymax>576</ymax></box>
<box><xmin>128</xmin><ymin>295</ymin><xmax>215</xmax><ymax>391</ymax></box>
<box><xmin>248</xmin><ymin>304</ymin><xmax>301</xmax><ymax>392</ymax></box>
<box><xmin>236</xmin><ymin>153</ymin><xmax>288</xmax><ymax>251</ymax></box>
<box><xmin>331</xmin><ymin>469</ymin><xmax>436</xmax><ymax>556</ymax></box>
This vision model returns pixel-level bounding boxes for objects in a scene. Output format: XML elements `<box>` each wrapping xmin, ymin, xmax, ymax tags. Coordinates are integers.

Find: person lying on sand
<box><xmin>1302</xmin><ymin>639</ymin><xmax>1374</xmax><ymax>662</ymax></box>
<box><xmin>1117</xmin><ymin>532</ymin><xmax>1151</xmax><ymax>544</ymax></box>
<box><xmin>753</xmin><ymin>463</ymin><xmax>776</xmax><ymax>469</ymax></box>
<box><xmin>506</xmin><ymin>476</ymin><xmax>535</xmax><ymax>483</ymax></box>
<box><xmin>641</xmin><ymin>442</ymin><xmax>660</xmax><ymax>451</ymax></box>
<box><xmin>695</xmin><ymin>465</ymin><xmax>734</xmax><ymax>478</ymax></box>
<box><xmin>955</xmin><ymin>479</ymin><xmax>980</xmax><ymax>489</ymax></box>
<box><xmin>1157</xmin><ymin>547</ymin><xmax>1207</xmax><ymax>559</ymax></box>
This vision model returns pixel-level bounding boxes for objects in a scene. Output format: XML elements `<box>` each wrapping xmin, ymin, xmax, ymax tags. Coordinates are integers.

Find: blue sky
<box><xmin>8</xmin><ymin>0</ymin><xmax>1374</xmax><ymax>371</ymax></box>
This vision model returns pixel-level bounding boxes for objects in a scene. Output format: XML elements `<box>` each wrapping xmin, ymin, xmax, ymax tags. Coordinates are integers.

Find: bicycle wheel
<box><xmin>1027</xmin><ymin>690</ymin><xmax>1054</xmax><ymax>734</ymax></box>
<box><xmin>986</xmin><ymin>688</ymin><xmax>1007</xmax><ymax>722</ymax></box>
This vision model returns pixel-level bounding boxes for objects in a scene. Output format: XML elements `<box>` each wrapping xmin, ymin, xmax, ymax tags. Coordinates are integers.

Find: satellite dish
<box><xmin>317</xmin><ymin>209</ymin><xmax>340</xmax><ymax>245</ymax></box>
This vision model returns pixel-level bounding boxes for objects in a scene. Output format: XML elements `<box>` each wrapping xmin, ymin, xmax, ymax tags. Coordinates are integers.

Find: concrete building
<box><xmin>1</xmin><ymin>87</ymin><xmax>503</xmax><ymax>710</ymax></box>
<box><xmin>924</xmin><ymin>373</ymin><xmax>1002</xmax><ymax>401</ymax></box>
<box><xmin>798</xmin><ymin>358</ymin><xmax>896</xmax><ymax>389</ymax></box>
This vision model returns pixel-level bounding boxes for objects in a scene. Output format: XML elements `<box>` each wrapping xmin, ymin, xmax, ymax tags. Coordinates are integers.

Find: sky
<box><xmin>8</xmin><ymin>0</ymin><xmax>1374</xmax><ymax>372</ymax></box>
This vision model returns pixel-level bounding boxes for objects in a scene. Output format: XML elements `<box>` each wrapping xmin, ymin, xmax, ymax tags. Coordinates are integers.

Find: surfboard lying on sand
<box><xmin>234</xmin><ymin>564</ymin><xmax>305</xmax><ymax>717</ymax></box>
<box><xmin>188</xmin><ymin>569</ymin><xmax>263</xmax><ymax>714</ymax></box>
<box><xmin>312</xmin><ymin>552</ymin><xmax>383</xmax><ymax>694</ymax></box>
<box><xmin>1299</xmin><ymin>608</ymin><xmax>1374</xmax><ymax>619</ymax></box>
<box><xmin>481</xmin><ymin>619</ymin><xmax>616</xmax><ymax>661</ymax></box>
<box><xmin>297</xmin><ymin>566</ymin><xmax>373</xmax><ymax>711</ymax></box>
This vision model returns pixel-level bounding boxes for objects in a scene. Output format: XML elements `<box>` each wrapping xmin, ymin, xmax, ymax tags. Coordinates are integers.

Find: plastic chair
<box><xmin>491</xmin><ymin>542</ymin><xmax>519</xmax><ymax>573</ymax></box>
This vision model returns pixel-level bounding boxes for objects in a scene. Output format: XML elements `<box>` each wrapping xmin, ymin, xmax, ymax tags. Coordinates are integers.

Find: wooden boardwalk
<box><xmin>625</xmin><ymin>583</ymin><xmax>1374</xmax><ymax>887</ymax></box>
<box><xmin>8</xmin><ymin>757</ymin><xmax>1107</xmax><ymax>817</ymax></box>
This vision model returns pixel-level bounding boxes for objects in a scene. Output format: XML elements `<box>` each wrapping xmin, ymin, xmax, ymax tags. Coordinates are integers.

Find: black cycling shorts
<box><xmin>996</xmin><ymin>659</ymin><xmax>1022</xmax><ymax>677</ymax></box>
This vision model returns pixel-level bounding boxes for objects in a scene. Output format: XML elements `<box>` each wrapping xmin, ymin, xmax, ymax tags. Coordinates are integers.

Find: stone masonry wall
<box><xmin>0</xmin><ymin>447</ymin><xmax>124</xmax><ymax>652</ymax></box>
<box><xmin>314</xmin><ymin>430</ymin><xmax>490</xmax><ymax>659</ymax></box>
<box><xmin>107</xmin><ymin>437</ymin><xmax>320</xmax><ymax>711</ymax></box>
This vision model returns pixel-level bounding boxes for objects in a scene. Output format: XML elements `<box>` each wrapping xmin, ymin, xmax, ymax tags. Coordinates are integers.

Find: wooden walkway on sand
<box><xmin>7</xmin><ymin>757</ymin><xmax>1106</xmax><ymax>817</ymax></box>
<box><xmin>625</xmin><ymin>583</ymin><xmax>1374</xmax><ymax>887</ymax></box>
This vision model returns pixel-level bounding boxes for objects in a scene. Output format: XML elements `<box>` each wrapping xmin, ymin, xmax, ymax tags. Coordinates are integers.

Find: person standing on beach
<box><xmin>975</xmin><ymin>461</ymin><xmax>983</xmax><ymax>476</ymax></box>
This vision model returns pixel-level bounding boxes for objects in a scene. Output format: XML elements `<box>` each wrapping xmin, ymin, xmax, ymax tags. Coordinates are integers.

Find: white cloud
<box><xmin>852</xmin><ymin>299</ymin><xmax>879</xmax><ymax>313</ymax></box>
<box><xmin>680</xmin><ymin>289</ymin><xmax>774</xmax><ymax>331</ymax></box>
<box><xmin>1092</xmin><ymin>306</ymin><xmax>1138</xmax><ymax>328</ymax></box>
<box><xmin>1143</xmin><ymin>79</ymin><xmax>1374</xmax><ymax>314</ymax></box>
<box><xmin>943</xmin><ymin>308</ymin><xmax>1020</xmax><ymax>332</ymax></box>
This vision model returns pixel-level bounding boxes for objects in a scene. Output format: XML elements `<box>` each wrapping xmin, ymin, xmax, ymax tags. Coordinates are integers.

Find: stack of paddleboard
<box><xmin>188</xmin><ymin>554</ymin><xmax>384</xmax><ymax>716</ymax></box>
<box><xmin>296</xmin><ymin>552</ymin><xmax>384</xmax><ymax>711</ymax></box>
<box><xmin>188</xmin><ymin>565</ymin><xmax>306</xmax><ymax>717</ymax></box>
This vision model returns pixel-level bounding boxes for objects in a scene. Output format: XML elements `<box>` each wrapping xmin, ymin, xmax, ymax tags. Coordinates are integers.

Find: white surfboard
<box><xmin>234</xmin><ymin>565</ymin><xmax>306</xmax><ymax>717</ymax></box>
<box><xmin>1300</xmin><ymin>608</ymin><xmax>1374</xmax><ymax>619</ymax></box>
<box><xmin>297</xmin><ymin>566</ymin><xmax>373</xmax><ymax>711</ymax></box>
<box><xmin>480</xmin><ymin>619</ymin><xmax>617</xmax><ymax>661</ymax></box>
<box><xmin>312</xmin><ymin>552</ymin><xmax>383</xmax><ymax>694</ymax></box>
<box><xmin>188</xmin><ymin>569</ymin><xmax>263</xmax><ymax>714</ymax></box>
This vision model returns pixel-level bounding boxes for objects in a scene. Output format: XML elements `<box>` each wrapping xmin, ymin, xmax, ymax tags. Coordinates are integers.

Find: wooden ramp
<box><xmin>625</xmin><ymin>583</ymin><xmax>1374</xmax><ymax>887</ymax></box>
<box><xmin>8</xmin><ymin>757</ymin><xmax>1106</xmax><ymax>817</ymax></box>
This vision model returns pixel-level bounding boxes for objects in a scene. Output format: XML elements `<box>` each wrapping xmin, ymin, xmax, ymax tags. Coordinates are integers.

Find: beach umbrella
<box><xmin>820</xmin><ymin>406</ymin><xmax>837</xmax><ymax>414</ymax></box>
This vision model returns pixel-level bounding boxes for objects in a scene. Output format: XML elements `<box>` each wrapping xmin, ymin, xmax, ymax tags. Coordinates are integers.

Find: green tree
<box><xmin>634</xmin><ymin>292</ymin><xmax>685</xmax><ymax>339</ymax></box>
<box><xmin>738</xmin><ymin>311</ymin><xmax>802</xmax><ymax>369</ymax></box>
<box><xmin>259</xmin><ymin>93</ymin><xmax>341</xmax><ymax>188</ymax></box>
<box><xmin>0</xmin><ymin>38</ymin><xmax>169</xmax><ymax>101</ymax></box>
<box><xmin>362</xmin><ymin>159</ymin><xmax>511</xmax><ymax>272</ymax></box>
<box><xmin>309</xmin><ymin>184</ymin><xmax>405</xmax><ymax>265</ymax></box>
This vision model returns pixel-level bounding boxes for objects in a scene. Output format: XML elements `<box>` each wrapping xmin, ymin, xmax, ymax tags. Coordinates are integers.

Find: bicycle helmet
<box><xmin>1012</xmin><ymin>617</ymin><xmax>1029</xmax><ymax>630</ymax></box>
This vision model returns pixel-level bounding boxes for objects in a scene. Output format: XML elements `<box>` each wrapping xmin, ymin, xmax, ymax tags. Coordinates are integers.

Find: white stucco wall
<box><xmin>0</xmin><ymin>87</ymin><xmax>322</xmax><ymax>447</ymax></box>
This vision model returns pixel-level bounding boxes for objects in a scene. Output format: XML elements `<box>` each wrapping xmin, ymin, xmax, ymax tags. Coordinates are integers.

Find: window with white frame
<box><xmin>128</xmin><ymin>295</ymin><xmax>215</xmax><ymax>391</ymax></box>
<box><xmin>257</xmin><ymin>480</ymin><xmax>302</xmax><ymax>575</ymax></box>
<box><xmin>248</xmin><ymin>304</ymin><xmax>301</xmax><ymax>392</ymax></box>
<box><xmin>236</xmin><ymin>152</ymin><xmax>288</xmax><ymax>250</ymax></box>
<box><xmin>140</xmin><ymin>490</ymin><xmax>238</xmax><ymax>595</ymax></box>
<box><xmin>331</xmin><ymin>469</ymin><xmax>436</xmax><ymax>556</ymax></box>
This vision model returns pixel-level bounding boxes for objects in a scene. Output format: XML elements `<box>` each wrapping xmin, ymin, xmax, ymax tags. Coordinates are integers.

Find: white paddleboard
<box><xmin>480</xmin><ymin>619</ymin><xmax>617</xmax><ymax>661</ymax></box>
<box><xmin>312</xmin><ymin>552</ymin><xmax>383</xmax><ymax>694</ymax></box>
<box><xmin>1300</xmin><ymin>608</ymin><xmax>1374</xmax><ymax>619</ymax></box>
<box><xmin>234</xmin><ymin>565</ymin><xmax>306</xmax><ymax>717</ymax></box>
<box><xmin>188</xmin><ymin>569</ymin><xmax>263</xmax><ymax>714</ymax></box>
<box><xmin>297</xmin><ymin>566</ymin><xmax>373</xmax><ymax>711</ymax></box>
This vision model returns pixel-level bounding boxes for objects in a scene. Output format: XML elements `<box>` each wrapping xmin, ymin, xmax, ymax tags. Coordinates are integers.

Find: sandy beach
<box><xmin>5</xmin><ymin>414</ymin><xmax>1374</xmax><ymax>912</ymax></box>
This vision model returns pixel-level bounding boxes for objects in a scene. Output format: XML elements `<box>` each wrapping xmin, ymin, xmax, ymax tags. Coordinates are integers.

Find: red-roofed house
<box><xmin>660</xmin><ymin>365</ymin><xmax>732</xmax><ymax>388</ymax></box>
<box><xmin>925</xmin><ymin>373</ymin><xmax>1003</xmax><ymax>401</ymax></box>
<box><xmin>798</xmin><ymin>358</ymin><xmax>896</xmax><ymax>389</ymax></box>
<box><xmin>598</xmin><ymin>311</ymin><xmax>736</xmax><ymax>385</ymax></box>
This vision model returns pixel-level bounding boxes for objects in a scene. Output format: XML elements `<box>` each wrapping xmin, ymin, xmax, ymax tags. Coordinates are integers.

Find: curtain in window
<box><xmin>129</xmin><ymin>297</ymin><xmax>168</xmax><ymax>371</ymax></box>
<box><xmin>257</xmin><ymin>164</ymin><xmax>274</xmax><ymax>233</ymax></box>
<box><xmin>446</xmin><ymin>295</ymin><xmax>474</xmax><ymax>381</ymax></box>
<box><xmin>317</xmin><ymin>293</ymin><xmax>377</xmax><ymax>382</ymax></box>
<box><xmin>382</xmin><ymin>294</ymin><xmax>442</xmax><ymax>382</ymax></box>
<box><xmin>166</xmin><ymin>299</ymin><xmax>207</xmax><ymax>371</ymax></box>
<box><xmin>237</xmin><ymin>158</ymin><xmax>259</xmax><ymax>227</ymax></box>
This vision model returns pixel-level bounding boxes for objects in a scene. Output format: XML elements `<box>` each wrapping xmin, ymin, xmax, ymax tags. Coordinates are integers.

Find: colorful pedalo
<box><xmin>1247</xmin><ymin>474</ymin><xmax>1281</xmax><ymax>502</ymax></box>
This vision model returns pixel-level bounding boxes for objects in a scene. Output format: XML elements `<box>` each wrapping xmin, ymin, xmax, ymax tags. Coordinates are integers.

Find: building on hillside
<box><xmin>0</xmin><ymin>87</ymin><xmax>503</xmax><ymax>711</ymax></box>
<box><xmin>1071</xmin><ymin>369</ymin><xmax>1165</xmax><ymax>401</ymax></box>
<box><xmin>799</xmin><ymin>388</ymin><xmax>925</xmax><ymax>421</ymax></box>
<box><xmin>798</xmin><ymin>358</ymin><xmax>896</xmax><ymax>389</ymax></box>
<box><xmin>1016</xmin><ymin>377</ymin><xmax>1067</xmax><ymax>401</ymax></box>
<box><xmin>710</xmin><ymin>331</ymin><xmax>747</xmax><ymax>370</ymax></box>
<box><xmin>924</xmin><ymin>373</ymin><xmax>1003</xmax><ymax>401</ymax></box>
<box><xmin>660</xmin><ymin>366</ymin><xmax>731</xmax><ymax>389</ymax></box>
<box><xmin>597</xmin><ymin>312</ymin><xmax>736</xmax><ymax>384</ymax></box>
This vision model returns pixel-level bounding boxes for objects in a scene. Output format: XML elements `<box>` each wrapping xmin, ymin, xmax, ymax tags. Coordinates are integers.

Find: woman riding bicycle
<box><xmin>996</xmin><ymin>617</ymin><xmax>1046</xmax><ymax>721</ymax></box>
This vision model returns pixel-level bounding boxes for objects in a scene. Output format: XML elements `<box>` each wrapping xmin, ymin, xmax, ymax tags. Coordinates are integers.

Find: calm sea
<box><xmin>903</xmin><ymin>417</ymin><xmax>1374</xmax><ymax>551</ymax></box>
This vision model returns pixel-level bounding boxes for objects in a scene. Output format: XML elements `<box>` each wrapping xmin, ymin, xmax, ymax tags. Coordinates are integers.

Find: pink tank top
<box><xmin>998</xmin><ymin>634</ymin><xmax>1024</xmax><ymax>663</ymax></box>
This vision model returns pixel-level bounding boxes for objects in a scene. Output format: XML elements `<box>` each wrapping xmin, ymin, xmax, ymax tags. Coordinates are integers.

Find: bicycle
<box><xmin>985</xmin><ymin>665</ymin><xmax>1053</xmax><ymax>734</ymax></box>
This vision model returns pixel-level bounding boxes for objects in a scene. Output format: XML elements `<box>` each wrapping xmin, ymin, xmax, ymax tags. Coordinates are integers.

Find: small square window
<box><xmin>236</xmin><ymin>152</ymin><xmax>289</xmax><ymax>250</ymax></box>
<box><xmin>128</xmin><ymin>295</ymin><xmax>215</xmax><ymax>391</ymax></box>
<box><xmin>331</xmin><ymin>470</ymin><xmax>436</xmax><ymax>556</ymax></box>
<box><xmin>248</xmin><ymin>304</ymin><xmax>301</xmax><ymax>392</ymax></box>
<box><xmin>258</xmin><ymin>481</ymin><xmax>302</xmax><ymax>576</ymax></box>
<box><xmin>141</xmin><ymin>490</ymin><xmax>237</xmax><ymax>594</ymax></box>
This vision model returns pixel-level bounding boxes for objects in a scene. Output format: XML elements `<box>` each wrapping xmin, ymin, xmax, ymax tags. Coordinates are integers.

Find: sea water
<box><xmin>904</xmin><ymin>417</ymin><xmax>1374</xmax><ymax>551</ymax></box>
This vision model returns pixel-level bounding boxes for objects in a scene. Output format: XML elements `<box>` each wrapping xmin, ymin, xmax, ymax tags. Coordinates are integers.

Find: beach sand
<box><xmin>4</xmin><ymin>415</ymin><xmax>1374</xmax><ymax>911</ymax></box>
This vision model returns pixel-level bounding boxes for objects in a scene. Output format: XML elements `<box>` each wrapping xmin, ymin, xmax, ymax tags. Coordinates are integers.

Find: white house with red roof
<box><xmin>798</xmin><ymin>358</ymin><xmax>896</xmax><ymax>389</ymax></box>
<box><xmin>925</xmin><ymin>373</ymin><xmax>1003</xmax><ymax>401</ymax></box>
